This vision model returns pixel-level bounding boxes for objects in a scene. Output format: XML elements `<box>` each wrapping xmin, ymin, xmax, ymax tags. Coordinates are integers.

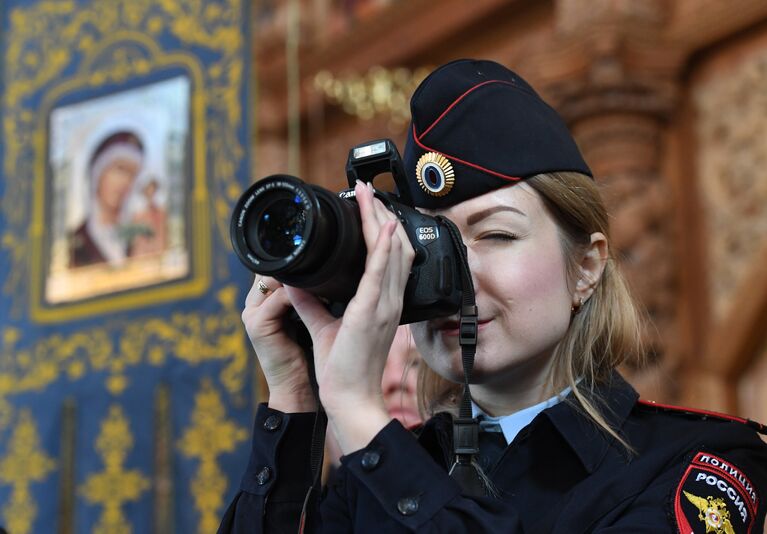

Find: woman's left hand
<box><xmin>285</xmin><ymin>180</ymin><xmax>415</xmax><ymax>454</ymax></box>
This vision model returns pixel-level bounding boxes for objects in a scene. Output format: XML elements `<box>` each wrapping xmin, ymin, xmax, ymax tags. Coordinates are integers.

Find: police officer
<box><xmin>220</xmin><ymin>59</ymin><xmax>767</xmax><ymax>533</ymax></box>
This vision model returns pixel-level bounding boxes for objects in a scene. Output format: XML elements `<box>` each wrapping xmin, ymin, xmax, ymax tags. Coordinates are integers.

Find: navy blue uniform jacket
<box><xmin>219</xmin><ymin>372</ymin><xmax>767</xmax><ymax>532</ymax></box>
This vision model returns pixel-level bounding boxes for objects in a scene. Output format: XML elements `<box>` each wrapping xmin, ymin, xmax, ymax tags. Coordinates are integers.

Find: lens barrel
<box><xmin>230</xmin><ymin>175</ymin><xmax>366</xmax><ymax>303</ymax></box>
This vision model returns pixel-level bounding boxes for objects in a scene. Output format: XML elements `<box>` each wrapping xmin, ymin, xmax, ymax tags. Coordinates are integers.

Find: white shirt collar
<box><xmin>471</xmin><ymin>385</ymin><xmax>572</xmax><ymax>445</ymax></box>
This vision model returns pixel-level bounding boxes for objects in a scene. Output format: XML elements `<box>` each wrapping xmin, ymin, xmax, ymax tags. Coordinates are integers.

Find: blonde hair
<box><xmin>417</xmin><ymin>171</ymin><xmax>646</xmax><ymax>449</ymax></box>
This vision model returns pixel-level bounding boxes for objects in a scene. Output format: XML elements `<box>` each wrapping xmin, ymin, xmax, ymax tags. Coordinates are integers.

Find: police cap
<box><xmin>402</xmin><ymin>59</ymin><xmax>592</xmax><ymax>209</ymax></box>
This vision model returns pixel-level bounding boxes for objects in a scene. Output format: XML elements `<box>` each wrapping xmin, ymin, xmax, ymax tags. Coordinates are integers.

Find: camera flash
<box><xmin>353</xmin><ymin>141</ymin><xmax>388</xmax><ymax>160</ymax></box>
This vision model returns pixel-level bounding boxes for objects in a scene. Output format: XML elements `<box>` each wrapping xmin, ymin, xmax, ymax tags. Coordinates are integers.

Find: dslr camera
<box><xmin>230</xmin><ymin>139</ymin><xmax>463</xmax><ymax>324</ymax></box>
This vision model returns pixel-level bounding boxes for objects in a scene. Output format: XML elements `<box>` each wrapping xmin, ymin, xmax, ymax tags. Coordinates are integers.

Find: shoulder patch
<box><xmin>673</xmin><ymin>451</ymin><xmax>759</xmax><ymax>533</ymax></box>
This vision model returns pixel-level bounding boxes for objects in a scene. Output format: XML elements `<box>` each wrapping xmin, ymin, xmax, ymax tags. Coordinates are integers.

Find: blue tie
<box><xmin>476</xmin><ymin>416</ymin><xmax>507</xmax><ymax>472</ymax></box>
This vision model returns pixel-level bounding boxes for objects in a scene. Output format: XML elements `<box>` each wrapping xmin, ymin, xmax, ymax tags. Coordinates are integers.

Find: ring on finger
<box><xmin>257</xmin><ymin>279</ymin><xmax>271</xmax><ymax>295</ymax></box>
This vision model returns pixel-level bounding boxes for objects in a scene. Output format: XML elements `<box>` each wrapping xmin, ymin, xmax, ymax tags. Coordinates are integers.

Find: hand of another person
<box><xmin>243</xmin><ymin>275</ymin><xmax>317</xmax><ymax>413</ymax></box>
<box><xmin>286</xmin><ymin>180</ymin><xmax>416</xmax><ymax>453</ymax></box>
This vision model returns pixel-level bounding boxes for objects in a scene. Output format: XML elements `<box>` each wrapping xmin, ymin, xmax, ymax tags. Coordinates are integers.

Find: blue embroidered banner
<box><xmin>0</xmin><ymin>1</ymin><xmax>254</xmax><ymax>532</ymax></box>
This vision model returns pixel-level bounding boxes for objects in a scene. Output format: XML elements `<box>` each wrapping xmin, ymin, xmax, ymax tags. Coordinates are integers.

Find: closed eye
<box><xmin>481</xmin><ymin>232</ymin><xmax>519</xmax><ymax>242</ymax></box>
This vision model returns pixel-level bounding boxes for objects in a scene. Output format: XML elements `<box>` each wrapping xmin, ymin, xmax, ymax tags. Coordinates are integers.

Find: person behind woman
<box><xmin>324</xmin><ymin>325</ymin><xmax>423</xmax><ymax>483</ymax></box>
<box><xmin>220</xmin><ymin>59</ymin><xmax>767</xmax><ymax>533</ymax></box>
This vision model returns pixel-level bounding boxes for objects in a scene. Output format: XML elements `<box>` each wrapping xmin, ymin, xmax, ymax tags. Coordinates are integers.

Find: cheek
<box><xmin>476</xmin><ymin>239</ymin><xmax>572</xmax><ymax>351</ymax></box>
<box><xmin>99</xmin><ymin>175</ymin><xmax>118</xmax><ymax>196</ymax></box>
<box><xmin>409</xmin><ymin>322</ymin><xmax>431</xmax><ymax>359</ymax></box>
<box><xmin>410</xmin><ymin>321</ymin><xmax>465</xmax><ymax>383</ymax></box>
<box><xmin>498</xmin><ymin>248</ymin><xmax>573</xmax><ymax>345</ymax></box>
<box><xmin>496</xmin><ymin>240</ymin><xmax>570</xmax><ymax>305</ymax></box>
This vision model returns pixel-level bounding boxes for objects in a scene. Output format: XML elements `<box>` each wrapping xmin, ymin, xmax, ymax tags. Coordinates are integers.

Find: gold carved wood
<box><xmin>253</xmin><ymin>0</ymin><xmax>767</xmax><ymax>414</ymax></box>
<box><xmin>694</xmin><ymin>47</ymin><xmax>767</xmax><ymax>324</ymax></box>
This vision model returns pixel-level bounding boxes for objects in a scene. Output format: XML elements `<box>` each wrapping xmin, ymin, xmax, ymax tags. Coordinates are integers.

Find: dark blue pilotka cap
<box><xmin>402</xmin><ymin>59</ymin><xmax>592</xmax><ymax>209</ymax></box>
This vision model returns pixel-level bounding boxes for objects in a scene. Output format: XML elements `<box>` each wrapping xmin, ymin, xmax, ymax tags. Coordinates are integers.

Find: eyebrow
<box><xmin>466</xmin><ymin>205</ymin><xmax>527</xmax><ymax>226</ymax></box>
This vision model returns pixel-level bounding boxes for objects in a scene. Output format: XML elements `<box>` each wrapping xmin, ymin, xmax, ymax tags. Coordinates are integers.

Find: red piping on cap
<box><xmin>412</xmin><ymin>125</ymin><xmax>522</xmax><ymax>183</ymax></box>
<box><xmin>419</xmin><ymin>79</ymin><xmax>517</xmax><ymax>139</ymax></box>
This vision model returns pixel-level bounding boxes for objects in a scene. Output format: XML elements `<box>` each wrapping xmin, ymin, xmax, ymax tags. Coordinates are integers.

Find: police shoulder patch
<box><xmin>674</xmin><ymin>451</ymin><xmax>759</xmax><ymax>534</ymax></box>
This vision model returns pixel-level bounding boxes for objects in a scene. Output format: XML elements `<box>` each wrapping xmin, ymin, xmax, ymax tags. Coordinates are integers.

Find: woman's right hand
<box><xmin>242</xmin><ymin>276</ymin><xmax>317</xmax><ymax>413</ymax></box>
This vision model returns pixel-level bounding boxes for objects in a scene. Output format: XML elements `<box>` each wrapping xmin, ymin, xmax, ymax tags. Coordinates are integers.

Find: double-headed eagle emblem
<box><xmin>683</xmin><ymin>491</ymin><xmax>735</xmax><ymax>534</ymax></box>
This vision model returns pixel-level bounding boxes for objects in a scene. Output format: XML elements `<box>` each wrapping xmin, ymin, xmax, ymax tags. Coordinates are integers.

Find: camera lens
<box><xmin>249</xmin><ymin>193</ymin><xmax>307</xmax><ymax>259</ymax></box>
<box><xmin>231</xmin><ymin>175</ymin><xmax>366</xmax><ymax>303</ymax></box>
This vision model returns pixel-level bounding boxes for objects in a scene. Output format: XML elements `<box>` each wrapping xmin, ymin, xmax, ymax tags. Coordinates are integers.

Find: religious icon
<box><xmin>45</xmin><ymin>75</ymin><xmax>191</xmax><ymax>304</ymax></box>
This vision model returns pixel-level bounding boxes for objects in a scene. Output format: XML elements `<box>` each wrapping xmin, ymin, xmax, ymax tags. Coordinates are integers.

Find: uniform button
<box><xmin>263</xmin><ymin>414</ymin><xmax>282</xmax><ymax>431</ymax></box>
<box><xmin>397</xmin><ymin>496</ymin><xmax>419</xmax><ymax>516</ymax></box>
<box><xmin>256</xmin><ymin>466</ymin><xmax>272</xmax><ymax>485</ymax></box>
<box><xmin>360</xmin><ymin>450</ymin><xmax>381</xmax><ymax>471</ymax></box>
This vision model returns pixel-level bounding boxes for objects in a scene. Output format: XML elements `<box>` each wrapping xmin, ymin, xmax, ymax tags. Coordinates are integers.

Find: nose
<box><xmin>382</xmin><ymin>355</ymin><xmax>409</xmax><ymax>396</ymax></box>
<box><xmin>381</xmin><ymin>326</ymin><xmax>416</xmax><ymax>396</ymax></box>
<box><xmin>464</xmin><ymin>244</ymin><xmax>483</xmax><ymax>299</ymax></box>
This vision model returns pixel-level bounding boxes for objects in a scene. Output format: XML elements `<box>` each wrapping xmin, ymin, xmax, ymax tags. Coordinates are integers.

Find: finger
<box><xmin>245</xmin><ymin>276</ymin><xmax>281</xmax><ymax>307</ymax></box>
<box><xmin>363</xmin><ymin>183</ymin><xmax>412</xmax><ymax>282</ymax></box>
<box><xmin>359</xmin><ymin>190</ymin><xmax>411</xmax><ymax>310</ymax></box>
<box><xmin>244</xmin><ymin>285</ymin><xmax>291</xmax><ymax>319</ymax></box>
<box><xmin>242</xmin><ymin>286</ymin><xmax>293</xmax><ymax>334</ymax></box>
<box><xmin>369</xmin><ymin>182</ymin><xmax>395</xmax><ymax>225</ymax></box>
<box><xmin>284</xmin><ymin>286</ymin><xmax>335</xmax><ymax>337</ymax></box>
<box><xmin>365</xmin><ymin>199</ymin><xmax>411</xmax><ymax>296</ymax></box>
<box><xmin>390</xmin><ymin>216</ymin><xmax>414</xmax><ymax>287</ymax></box>
<box><xmin>385</xmin><ymin>228</ymin><xmax>414</xmax><ymax>317</ymax></box>
<box><xmin>349</xmin><ymin>220</ymin><xmax>396</xmax><ymax>317</ymax></box>
<box><xmin>368</xmin><ymin>205</ymin><xmax>394</xmax><ymax>274</ymax></box>
<box><xmin>358</xmin><ymin>181</ymin><xmax>398</xmax><ymax>254</ymax></box>
<box><xmin>360</xmin><ymin>184</ymin><xmax>404</xmax><ymax>282</ymax></box>
<box><xmin>398</xmin><ymin>234</ymin><xmax>416</xmax><ymax>290</ymax></box>
<box><xmin>368</xmin><ymin>186</ymin><xmax>399</xmax><ymax>243</ymax></box>
<box><xmin>386</xmin><ymin>224</ymin><xmax>414</xmax><ymax>309</ymax></box>
<box><xmin>245</xmin><ymin>276</ymin><xmax>262</xmax><ymax>307</ymax></box>
<box><xmin>356</xmin><ymin>181</ymin><xmax>383</xmax><ymax>252</ymax></box>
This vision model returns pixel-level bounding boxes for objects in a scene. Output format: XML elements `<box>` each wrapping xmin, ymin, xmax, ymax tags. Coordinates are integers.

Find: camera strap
<box><xmin>436</xmin><ymin>216</ymin><xmax>489</xmax><ymax>498</ymax></box>
<box><xmin>298</xmin><ymin>403</ymin><xmax>326</xmax><ymax>534</ymax></box>
<box><xmin>294</xmin><ymin>321</ymin><xmax>326</xmax><ymax>534</ymax></box>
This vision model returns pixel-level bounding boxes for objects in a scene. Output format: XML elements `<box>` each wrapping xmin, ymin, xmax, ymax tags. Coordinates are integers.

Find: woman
<box><xmin>220</xmin><ymin>60</ymin><xmax>767</xmax><ymax>533</ymax></box>
<box><xmin>69</xmin><ymin>130</ymin><xmax>144</xmax><ymax>268</ymax></box>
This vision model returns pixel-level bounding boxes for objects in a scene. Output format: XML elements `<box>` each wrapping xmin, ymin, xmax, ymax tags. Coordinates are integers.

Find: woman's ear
<box><xmin>573</xmin><ymin>232</ymin><xmax>608</xmax><ymax>306</ymax></box>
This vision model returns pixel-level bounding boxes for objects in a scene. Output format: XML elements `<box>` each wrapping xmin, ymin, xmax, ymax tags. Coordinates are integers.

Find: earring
<box><xmin>571</xmin><ymin>297</ymin><xmax>584</xmax><ymax>315</ymax></box>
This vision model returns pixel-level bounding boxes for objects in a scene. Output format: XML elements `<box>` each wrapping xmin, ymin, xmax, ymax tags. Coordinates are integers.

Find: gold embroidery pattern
<box><xmin>1</xmin><ymin>1</ymin><xmax>250</xmax><ymax>527</ymax></box>
<box><xmin>79</xmin><ymin>404</ymin><xmax>151</xmax><ymax>534</ymax></box>
<box><xmin>0</xmin><ymin>287</ymin><xmax>248</xmax><ymax>399</ymax></box>
<box><xmin>178</xmin><ymin>379</ymin><xmax>248</xmax><ymax>532</ymax></box>
<box><xmin>0</xmin><ymin>409</ymin><xmax>56</xmax><ymax>534</ymax></box>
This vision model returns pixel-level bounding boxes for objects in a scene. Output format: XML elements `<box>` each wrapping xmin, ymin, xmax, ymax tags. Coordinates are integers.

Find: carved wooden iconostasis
<box><xmin>251</xmin><ymin>0</ymin><xmax>767</xmax><ymax>426</ymax></box>
<box><xmin>678</xmin><ymin>21</ymin><xmax>767</xmax><ymax>423</ymax></box>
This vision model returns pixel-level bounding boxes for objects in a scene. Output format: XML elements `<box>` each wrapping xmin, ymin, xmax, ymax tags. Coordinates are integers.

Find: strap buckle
<box><xmin>452</xmin><ymin>417</ymin><xmax>480</xmax><ymax>455</ymax></box>
<box><xmin>459</xmin><ymin>305</ymin><xmax>478</xmax><ymax>346</ymax></box>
